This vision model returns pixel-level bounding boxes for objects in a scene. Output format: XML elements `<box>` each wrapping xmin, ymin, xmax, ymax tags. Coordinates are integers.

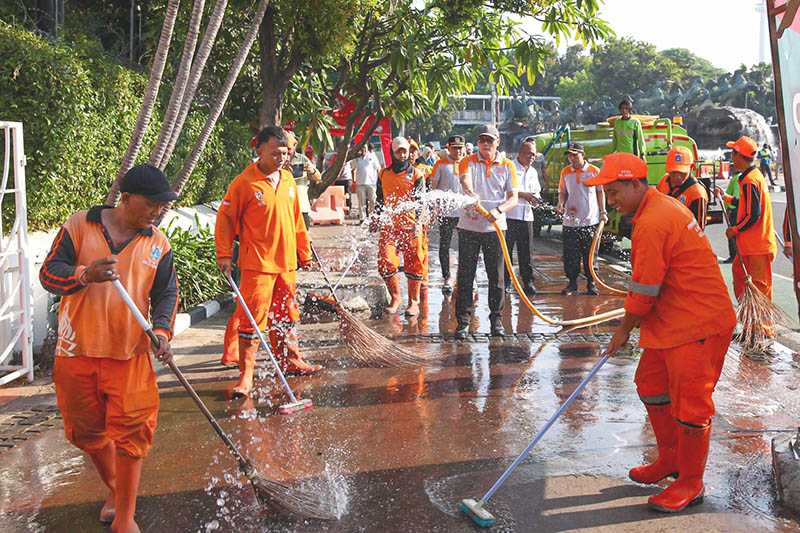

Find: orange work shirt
<box><xmin>216</xmin><ymin>163</ymin><xmax>311</xmax><ymax>273</ymax></box>
<box><xmin>658</xmin><ymin>175</ymin><xmax>709</xmax><ymax>229</ymax></box>
<box><xmin>731</xmin><ymin>167</ymin><xmax>776</xmax><ymax>256</ymax></box>
<box><xmin>377</xmin><ymin>165</ymin><xmax>426</xmax><ymax>229</ymax></box>
<box><xmin>40</xmin><ymin>207</ymin><xmax>178</xmax><ymax>360</ymax></box>
<box><xmin>625</xmin><ymin>188</ymin><xmax>736</xmax><ymax>349</ymax></box>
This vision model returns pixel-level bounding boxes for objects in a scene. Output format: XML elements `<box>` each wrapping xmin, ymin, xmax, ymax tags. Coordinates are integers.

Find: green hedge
<box><xmin>0</xmin><ymin>21</ymin><xmax>251</xmax><ymax>230</ymax></box>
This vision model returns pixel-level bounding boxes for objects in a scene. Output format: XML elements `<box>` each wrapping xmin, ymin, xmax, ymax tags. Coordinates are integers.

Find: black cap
<box><xmin>447</xmin><ymin>135</ymin><xmax>465</xmax><ymax>147</ymax></box>
<box><xmin>121</xmin><ymin>164</ymin><xmax>178</xmax><ymax>202</ymax></box>
<box><xmin>565</xmin><ymin>142</ymin><xmax>585</xmax><ymax>154</ymax></box>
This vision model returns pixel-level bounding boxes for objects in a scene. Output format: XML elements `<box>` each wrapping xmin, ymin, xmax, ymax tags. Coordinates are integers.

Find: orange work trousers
<box><xmin>378</xmin><ymin>225</ymin><xmax>426</xmax><ymax>280</ymax></box>
<box><xmin>53</xmin><ymin>354</ymin><xmax>159</xmax><ymax>458</ymax></box>
<box><xmin>222</xmin><ymin>270</ymin><xmax>301</xmax><ymax>364</ymax></box>
<box><xmin>634</xmin><ymin>328</ymin><xmax>733</xmax><ymax>427</ymax></box>
<box><xmin>732</xmin><ymin>253</ymin><xmax>774</xmax><ymax>302</ymax></box>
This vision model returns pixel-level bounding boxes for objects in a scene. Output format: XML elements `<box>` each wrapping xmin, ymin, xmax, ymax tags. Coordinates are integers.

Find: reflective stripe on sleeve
<box><xmin>629</xmin><ymin>281</ymin><xmax>661</xmax><ymax>297</ymax></box>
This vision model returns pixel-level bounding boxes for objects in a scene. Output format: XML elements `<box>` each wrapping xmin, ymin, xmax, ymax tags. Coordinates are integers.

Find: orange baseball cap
<box><xmin>726</xmin><ymin>136</ymin><xmax>758</xmax><ymax>159</ymax></box>
<box><xmin>665</xmin><ymin>146</ymin><xmax>693</xmax><ymax>173</ymax></box>
<box><xmin>584</xmin><ymin>152</ymin><xmax>648</xmax><ymax>186</ymax></box>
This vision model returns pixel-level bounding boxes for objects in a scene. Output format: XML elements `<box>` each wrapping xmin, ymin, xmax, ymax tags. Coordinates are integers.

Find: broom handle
<box><xmin>111</xmin><ymin>279</ymin><xmax>252</xmax><ymax>470</ymax></box>
<box><xmin>225</xmin><ymin>274</ymin><xmax>299</xmax><ymax>404</ymax></box>
<box><xmin>715</xmin><ymin>190</ymin><xmax>751</xmax><ymax>278</ymax></box>
<box><xmin>478</xmin><ymin>354</ymin><xmax>610</xmax><ymax>505</ymax></box>
<box><xmin>310</xmin><ymin>244</ymin><xmax>341</xmax><ymax>304</ymax></box>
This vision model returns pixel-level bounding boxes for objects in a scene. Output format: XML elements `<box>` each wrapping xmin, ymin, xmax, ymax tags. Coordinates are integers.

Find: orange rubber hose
<box><xmin>588</xmin><ymin>220</ymin><xmax>627</xmax><ymax>296</ymax></box>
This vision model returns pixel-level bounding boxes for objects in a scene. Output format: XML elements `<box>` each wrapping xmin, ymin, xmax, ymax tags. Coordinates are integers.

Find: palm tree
<box><xmin>159</xmin><ymin>0</ymin><xmax>229</xmax><ymax>169</ymax></box>
<box><xmin>150</xmin><ymin>0</ymin><xmax>206</xmax><ymax>169</ymax></box>
<box><xmin>168</xmin><ymin>0</ymin><xmax>271</xmax><ymax>204</ymax></box>
<box><xmin>106</xmin><ymin>0</ymin><xmax>181</xmax><ymax>206</ymax></box>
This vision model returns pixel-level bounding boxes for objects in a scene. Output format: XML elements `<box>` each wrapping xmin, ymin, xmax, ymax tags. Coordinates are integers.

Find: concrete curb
<box><xmin>173</xmin><ymin>293</ymin><xmax>234</xmax><ymax>337</ymax></box>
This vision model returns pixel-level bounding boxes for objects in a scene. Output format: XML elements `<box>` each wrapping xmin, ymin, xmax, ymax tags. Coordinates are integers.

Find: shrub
<box><xmin>0</xmin><ymin>21</ymin><xmax>251</xmax><ymax>230</ymax></box>
<box><xmin>164</xmin><ymin>219</ymin><xmax>228</xmax><ymax>311</ymax></box>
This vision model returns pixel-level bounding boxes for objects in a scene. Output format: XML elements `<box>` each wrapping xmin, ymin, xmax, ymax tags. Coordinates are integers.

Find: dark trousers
<box><xmin>456</xmin><ymin>229</ymin><xmax>505</xmax><ymax>327</ymax></box>
<box><xmin>761</xmin><ymin>161</ymin><xmax>775</xmax><ymax>185</ymax></box>
<box><xmin>563</xmin><ymin>224</ymin><xmax>597</xmax><ymax>283</ymax></box>
<box><xmin>504</xmin><ymin>218</ymin><xmax>534</xmax><ymax>287</ymax></box>
<box><xmin>438</xmin><ymin>217</ymin><xmax>459</xmax><ymax>280</ymax></box>
<box><xmin>726</xmin><ymin>208</ymin><xmax>738</xmax><ymax>259</ymax></box>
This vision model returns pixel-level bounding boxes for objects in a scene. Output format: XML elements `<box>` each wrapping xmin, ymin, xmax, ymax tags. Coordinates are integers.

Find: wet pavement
<box><xmin>1</xmin><ymin>226</ymin><xmax>800</xmax><ymax>532</ymax></box>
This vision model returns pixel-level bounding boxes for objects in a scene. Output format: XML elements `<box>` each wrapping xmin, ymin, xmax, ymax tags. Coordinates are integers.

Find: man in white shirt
<box><xmin>455</xmin><ymin>124</ymin><xmax>519</xmax><ymax>339</ymax></box>
<box><xmin>430</xmin><ymin>134</ymin><xmax>466</xmax><ymax>294</ymax></box>
<box><xmin>351</xmin><ymin>143</ymin><xmax>381</xmax><ymax>220</ymax></box>
<box><xmin>557</xmin><ymin>142</ymin><xmax>608</xmax><ymax>295</ymax></box>
<box><xmin>504</xmin><ymin>137</ymin><xmax>541</xmax><ymax>297</ymax></box>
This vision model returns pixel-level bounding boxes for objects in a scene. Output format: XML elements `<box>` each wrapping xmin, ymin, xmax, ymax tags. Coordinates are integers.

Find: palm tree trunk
<box><xmin>150</xmin><ymin>0</ymin><xmax>206</xmax><ymax>169</ymax></box>
<box><xmin>106</xmin><ymin>0</ymin><xmax>180</xmax><ymax>207</ymax></box>
<box><xmin>159</xmin><ymin>0</ymin><xmax>229</xmax><ymax>168</ymax></box>
<box><xmin>164</xmin><ymin>0</ymin><xmax>271</xmax><ymax>215</ymax></box>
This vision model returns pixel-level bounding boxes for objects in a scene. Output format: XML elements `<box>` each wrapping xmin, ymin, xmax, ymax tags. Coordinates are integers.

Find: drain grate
<box><xmin>0</xmin><ymin>405</ymin><xmax>61</xmax><ymax>452</ymax></box>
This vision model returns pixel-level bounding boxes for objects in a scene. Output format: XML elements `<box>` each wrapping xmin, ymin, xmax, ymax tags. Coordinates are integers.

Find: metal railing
<box><xmin>0</xmin><ymin>122</ymin><xmax>33</xmax><ymax>385</ymax></box>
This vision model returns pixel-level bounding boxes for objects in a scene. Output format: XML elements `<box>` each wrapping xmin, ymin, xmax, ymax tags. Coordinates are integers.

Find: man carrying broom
<box><xmin>216</xmin><ymin>126</ymin><xmax>321</xmax><ymax>400</ymax></box>
<box><xmin>40</xmin><ymin>164</ymin><xmax>179</xmax><ymax>533</ymax></box>
<box><xmin>716</xmin><ymin>135</ymin><xmax>777</xmax><ymax>338</ymax></box>
<box><xmin>596</xmin><ymin>152</ymin><xmax>736</xmax><ymax>513</ymax></box>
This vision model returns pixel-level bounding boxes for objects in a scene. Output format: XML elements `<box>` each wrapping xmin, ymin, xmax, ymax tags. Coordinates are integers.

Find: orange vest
<box><xmin>379</xmin><ymin>166</ymin><xmax>425</xmax><ymax>229</ymax></box>
<box><xmin>216</xmin><ymin>163</ymin><xmax>311</xmax><ymax>273</ymax></box>
<box><xmin>54</xmin><ymin>211</ymin><xmax>174</xmax><ymax>360</ymax></box>
<box><xmin>734</xmin><ymin>167</ymin><xmax>776</xmax><ymax>256</ymax></box>
<box><xmin>626</xmin><ymin>188</ymin><xmax>736</xmax><ymax>349</ymax></box>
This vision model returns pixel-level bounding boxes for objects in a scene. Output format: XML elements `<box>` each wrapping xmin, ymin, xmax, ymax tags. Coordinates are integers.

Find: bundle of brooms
<box><xmin>715</xmin><ymin>190</ymin><xmax>790</xmax><ymax>352</ymax></box>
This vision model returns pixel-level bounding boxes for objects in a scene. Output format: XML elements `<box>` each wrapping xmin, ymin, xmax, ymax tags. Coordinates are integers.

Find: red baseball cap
<box><xmin>726</xmin><ymin>136</ymin><xmax>758</xmax><ymax>159</ymax></box>
<box><xmin>584</xmin><ymin>152</ymin><xmax>648</xmax><ymax>186</ymax></box>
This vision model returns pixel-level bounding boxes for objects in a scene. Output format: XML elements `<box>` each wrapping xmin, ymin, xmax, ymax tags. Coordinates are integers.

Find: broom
<box><xmin>310</xmin><ymin>244</ymin><xmax>436</xmax><ymax>367</ymax></box>
<box><xmin>111</xmin><ymin>279</ymin><xmax>337</xmax><ymax>520</ymax></box>
<box><xmin>473</xmin><ymin>204</ymin><xmax>625</xmax><ymax>331</ymax></box>
<box><xmin>714</xmin><ymin>190</ymin><xmax>790</xmax><ymax>351</ymax></box>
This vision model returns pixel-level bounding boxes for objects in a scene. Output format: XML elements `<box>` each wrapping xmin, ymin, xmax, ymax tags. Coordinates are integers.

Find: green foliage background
<box><xmin>0</xmin><ymin>20</ymin><xmax>252</xmax><ymax>230</ymax></box>
<box><xmin>164</xmin><ymin>220</ymin><xmax>228</xmax><ymax>311</ymax></box>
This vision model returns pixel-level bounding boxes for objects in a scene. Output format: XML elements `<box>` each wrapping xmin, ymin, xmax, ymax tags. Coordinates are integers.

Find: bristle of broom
<box><xmin>251</xmin><ymin>473</ymin><xmax>339</xmax><ymax>520</ymax></box>
<box><xmin>736</xmin><ymin>279</ymin><xmax>792</xmax><ymax>352</ymax></box>
<box><xmin>336</xmin><ymin>305</ymin><xmax>436</xmax><ymax>367</ymax></box>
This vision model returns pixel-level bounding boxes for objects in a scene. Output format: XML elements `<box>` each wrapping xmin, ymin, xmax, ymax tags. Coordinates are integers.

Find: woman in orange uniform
<box><xmin>216</xmin><ymin>126</ymin><xmax>321</xmax><ymax>400</ymax></box>
<box><xmin>373</xmin><ymin>136</ymin><xmax>428</xmax><ymax>316</ymax></box>
<box><xmin>594</xmin><ymin>153</ymin><xmax>736</xmax><ymax>514</ymax></box>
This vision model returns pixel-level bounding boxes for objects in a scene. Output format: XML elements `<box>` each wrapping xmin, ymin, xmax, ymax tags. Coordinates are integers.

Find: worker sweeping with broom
<box><xmin>216</xmin><ymin>126</ymin><xmax>322</xmax><ymax>400</ymax></box>
<box><xmin>716</xmin><ymin>135</ymin><xmax>778</xmax><ymax>349</ymax></box>
<box><xmin>40</xmin><ymin>164</ymin><xmax>179</xmax><ymax>533</ymax></box>
<box><xmin>594</xmin><ymin>152</ymin><xmax>736</xmax><ymax>513</ymax></box>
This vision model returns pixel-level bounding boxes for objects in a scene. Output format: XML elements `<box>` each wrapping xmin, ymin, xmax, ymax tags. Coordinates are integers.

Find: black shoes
<box><xmin>561</xmin><ymin>281</ymin><xmax>578</xmax><ymax>295</ymax></box>
<box><xmin>454</xmin><ymin>325</ymin><xmax>469</xmax><ymax>340</ymax></box>
<box><xmin>585</xmin><ymin>283</ymin><xmax>599</xmax><ymax>296</ymax></box>
<box><xmin>490</xmin><ymin>320</ymin><xmax>505</xmax><ymax>337</ymax></box>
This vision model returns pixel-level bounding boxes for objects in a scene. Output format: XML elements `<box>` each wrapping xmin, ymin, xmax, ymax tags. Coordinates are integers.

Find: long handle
<box><xmin>225</xmin><ymin>274</ymin><xmax>299</xmax><ymax>403</ymax></box>
<box><xmin>111</xmin><ymin>279</ymin><xmax>252</xmax><ymax>470</ymax></box>
<box><xmin>715</xmin><ymin>190</ymin><xmax>751</xmax><ymax>278</ymax></box>
<box><xmin>310</xmin><ymin>244</ymin><xmax>340</xmax><ymax>304</ymax></box>
<box><xmin>478</xmin><ymin>354</ymin><xmax>610</xmax><ymax>504</ymax></box>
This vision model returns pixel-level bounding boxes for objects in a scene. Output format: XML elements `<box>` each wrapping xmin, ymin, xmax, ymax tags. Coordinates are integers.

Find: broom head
<box><xmin>736</xmin><ymin>277</ymin><xmax>791</xmax><ymax>352</ymax></box>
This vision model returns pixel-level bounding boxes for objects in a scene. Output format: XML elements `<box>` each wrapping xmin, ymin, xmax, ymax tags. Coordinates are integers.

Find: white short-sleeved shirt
<box><xmin>457</xmin><ymin>153</ymin><xmax>519</xmax><ymax>233</ymax></box>
<box><xmin>507</xmin><ymin>159</ymin><xmax>541</xmax><ymax>222</ymax></box>
<box><xmin>431</xmin><ymin>157</ymin><xmax>463</xmax><ymax>195</ymax></box>
<box><xmin>351</xmin><ymin>155</ymin><xmax>380</xmax><ymax>187</ymax></box>
<box><xmin>560</xmin><ymin>162</ymin><xmax>602</xmax><ymax>227</ymax></box>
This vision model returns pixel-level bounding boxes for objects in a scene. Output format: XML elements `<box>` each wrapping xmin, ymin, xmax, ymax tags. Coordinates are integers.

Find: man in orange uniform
<box><xmin>655</xmin><ymin>146</ymin><xmax>708</xmax><ymax>229</ymax></box>
<box><xmin>216</xmin><ymin>126</ymin><xmax>321</xmax><ymax>399</ymax></box>
<box><xmin>716</xmin><ymin>136</ymin><xmax>777</xmax><ymax>312</ymax></box>
<box><xmin>40</xmin><ymin>164</ymin><xmax>178</xmax><ymax>533</ymax></box>
<box><xmin>594</xmin><ymin>153</ymin><xmax>736</xmax><ymax>514</ymax></box>
<box><xmin>373</xmin><ymin>136</ymin><xmax>428</xmax><ymax>316</ymax></box>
